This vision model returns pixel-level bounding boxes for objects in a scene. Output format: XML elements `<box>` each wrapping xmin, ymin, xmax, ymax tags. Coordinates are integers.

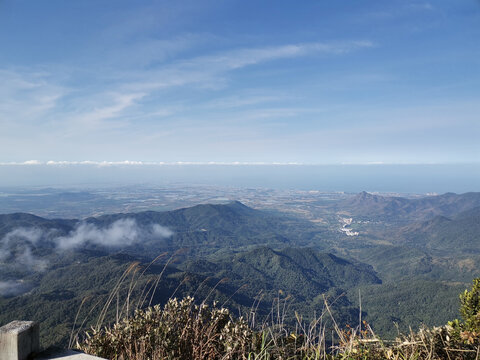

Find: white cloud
<box><xmin>56</xmin><ymin>219</ymin><xmax>139</xmax><ymax>250</ymax></box>
<box><xmin>125</xmin><ymin>41</ymin><xmax>374</xmax><ymax>93</ymax></box>
<box><xmin>0</xmin><ymin>280</ymin><xmax>33</xmax><ymax>297</ymax></box>
<box><xmin>151</xmin><ymin>224</ymin><xmax>174</xmax><ymax>238</ymax></box>
<box><xmin>16</xmin><ymin>248</ymin><xmax>48</xmax><ymax>272</ymax></box>
<box><xmin>0</xmin><ymin>220</ymin><xmax>174</xmax><ymax>297</ymax></box>
<box><xmin>0</xmin><ymin>161</ymin><xmax>304</xmax><ymax>166</ymax></box>
<box><xmin>23</xmin><ymin>160</ymin><xmax>42</xmax><ymax>165</ymax></box>
<box><xmin>0</xmin><ymin>69</ymin><xmax>66</xmax><ymax>124</ymax></box>
<box><xmin>69</xmin><ymin>92</ymin><xmax>146</xmax><ymax>130</ymax></box>
<box><xmin>407</xmin><ymin>3</ymin><xmax>434</xmax><ymax>11</ymax></box>
<box><xmin>55</xmin><ymin>218</ymin><xmax>173</xmax><ymax>250</ymax></box>
<box><xmin>0</xmin><ymin>227</ymin><xmax>48</xmax><ymax>271</ymax></box>
<box><xmin>0</xmin><ymin>40</ymin><xmax>376</xmax><ymax>162</ymax></box>
<box><xmin>101</xmin><ymin>34</ymin><xmax>211</xmax><ymax>68</ymax></box>
<box><xmin>189</xmin><ymin>41</ymin><xmax>374</xmax><ymax>71</ymax></box>
<box><xmin>45</xmin><ymin>160</ymin><xmax>146</xmax><ymax>166</ymax></box>
<box><xmin>0</xmin><ymin>221</ymin><xmax>173</xmax><ymax>270</ymax></box>
<box><xmin>203</xmin><ymin>94</ymin><xmax>286</xmax><ymax>109</ymax></box>
<box><xmin>2</xmin><ymin>227</ymin><xmax>43</xmax><ymax>244</ymax></box>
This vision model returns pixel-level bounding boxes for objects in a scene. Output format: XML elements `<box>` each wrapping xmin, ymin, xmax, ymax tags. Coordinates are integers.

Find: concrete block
<box><xmin>35</xmin><ymin>349</ymin><xmax>106</xmax><ymax>359</ymax></box>
<box><xmin>0</xmin><ymin>321</ymin><xmax>39</xmax><ymax>360</ymax></box>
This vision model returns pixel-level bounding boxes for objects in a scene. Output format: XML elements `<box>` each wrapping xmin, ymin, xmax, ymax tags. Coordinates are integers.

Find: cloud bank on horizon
<box><xmin>0</xmin><ymin>0</ymin><xmax>479</xmax><ymax>165</ymax></box>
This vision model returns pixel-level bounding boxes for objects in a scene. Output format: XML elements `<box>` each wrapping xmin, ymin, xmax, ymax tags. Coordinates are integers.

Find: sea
<box><xmin>0</xmin><ymin>163</ymin><xmax>479</xmax><ymax>194</ymax></box>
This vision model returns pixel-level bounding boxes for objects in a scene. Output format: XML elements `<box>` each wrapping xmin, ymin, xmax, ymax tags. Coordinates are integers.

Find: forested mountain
<box><xmin>0</xmin><ymin>246</ymin><xmax>378</xmax><ymax>347</ymax></box>
<box><xmin>397</xmin><ymin>206</ymin><xmax>480</xmax><ymax>254</ymax></box>
<box><xmin>184</xmin><ymin>246</ymin><xmax>380</xmax><ymax>302</ymax></box>
<box><xmin>0</xmin><ymin>201</ymin><xmax>327</xmax><ymax>258</ymax></box>
<box><xmin>341</xmin><ymin>191</ymin><xmax>480</xmax><ymax>221</ymax></box>
<box><xmin>0</xmin><ymin>212</ymin><xmax>75</xmax><ymax>235</ymax></box>
<box><xmin>1</xmin><ymin>194</ymin><xmax>479</xmax><ymax>348</ymax></box>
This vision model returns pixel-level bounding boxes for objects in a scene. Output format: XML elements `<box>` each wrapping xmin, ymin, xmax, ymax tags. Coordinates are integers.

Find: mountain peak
<box><xmin>226</xmin><ymin>200</ymin><xmax>250</xmax><ymax>209</ymax></box>
<box><xmin>352</xmin><ymin>191</ymin><xmax>384</xmax><ymax>203</ymax></box>
<box><xmin>185</xmin><ymin>200</ymin><xmax>253</xmax><ymax>213</ymax></box>
<box><xmin>359</xmin><ymin>191</ymin><xmax>374</xmax><ymax>198</ymax></box>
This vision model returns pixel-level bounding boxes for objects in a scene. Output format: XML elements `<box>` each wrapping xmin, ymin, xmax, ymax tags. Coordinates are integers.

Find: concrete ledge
<box><xmin>0</xmin><ymin>321</ymin><xmax>39</xmax><ymax>360</ymax></box>
<box><xmin>35</xmin><ymin>349</ymin><xmax>105</xmax><ymax>360</ymax></box>
<box><xmin>0</xmin><ymin>321</ymin><xmax>105</xmax><ymax>360</ymax></box>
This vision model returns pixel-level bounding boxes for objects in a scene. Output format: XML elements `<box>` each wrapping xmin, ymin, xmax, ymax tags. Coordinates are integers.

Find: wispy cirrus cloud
<box><xmin>188</xmin><ymin>41</ymin><xmax>374</xmax><ymax>70</ymax></box>
<box><xmin>63</xmin><ymin>92</ymin><xmax>147</xmax><ymax>133</ymax></box>
<box><xmin>202</xmin><ymin>94</ymin><xmax>284</xmax><ymax>109</ymax></box>
<box><xmin>125</xmin><ymin>40</ymin><xmax>375</xmax><ymax>92</ymax></box>
<box><xmin>1</xmin><ymin>40</ymin><xmax>373</xmax><ymax>115</ymax></box>
<box><xmin>0</xmin><ymin>39</ymin><xmax>375</xmax><ymax>162</ymax></box>
<box><xmin>0</xmin><ymin>69</ymin><xmax>66</xmax><ymax>124</ymax></box>
<box><xmin>407</xmin><ymin>2</ymin><xmax>434</xmax><ymax>11</ymax></box>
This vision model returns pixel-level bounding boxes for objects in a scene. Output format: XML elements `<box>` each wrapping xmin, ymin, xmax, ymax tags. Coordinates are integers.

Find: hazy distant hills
<box><xmin>90</xmin><ymin>201</ymin><xmax>318</xmax><ymax>252</ymax></box>
<box><xmin>397</xmin><ymin>206</ymin><xmax>480</xmax><ymax>254</ymax></box>
<box><xmin>337</xmin><ymin>192</ymin><xmax>480</xmax><ymax>282</ymax></box>
<box><xmin>0</xmin><ymin>212</ymin><xmax>75</xmax><ymax>235</ymax></box>
<box><xmin>0</xmin><ymin>201</ymin><xmax>326</xmax><ymax>257</ymax></box>
<box><xmin>342</xmin><ymin>191</ymin><xmax>480</xmax><ymax>221</ymax></box>
<box><xmin>87</xmin><ymin>200</ymin><xmax>261</xmax><ymax>228</ymax></box>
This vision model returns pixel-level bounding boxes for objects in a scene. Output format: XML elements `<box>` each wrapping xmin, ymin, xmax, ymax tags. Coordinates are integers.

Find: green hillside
<box><xmin>2</xmin><ymin>196</ymin><xmax>480</xmax><ymax>351</ymax></box>
<box><xmin>341</xmin><ymin>191</ymin><xmax>480</xmax><ymax>222</ymax></box>
<box><xmin>398</xmin><ymin>206</ymin><xmax>480</xmax><ymax>255</ymax></box>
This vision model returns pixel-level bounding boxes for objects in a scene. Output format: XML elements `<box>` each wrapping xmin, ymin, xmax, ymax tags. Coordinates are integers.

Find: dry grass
<box><xmin>73</xmin><ymin>257</ymin><xmax>480</xmax><ymax>359</ymax></box>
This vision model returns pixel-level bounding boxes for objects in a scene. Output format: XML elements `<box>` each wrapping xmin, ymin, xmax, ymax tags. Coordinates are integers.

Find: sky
<box><xmin>0</xmin><ymin>0</ymin><xmax>479</xmax><ymax>166</ymax></box>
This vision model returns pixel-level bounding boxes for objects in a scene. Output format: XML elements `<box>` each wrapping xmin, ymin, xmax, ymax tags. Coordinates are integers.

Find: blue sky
<box><xmin>1</xmin><ymin>0</ymin><xmax>479</xmax><ymax>165</ymax></box>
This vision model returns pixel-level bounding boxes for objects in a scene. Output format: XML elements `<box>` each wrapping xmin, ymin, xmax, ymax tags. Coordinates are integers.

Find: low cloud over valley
<box><xmin>0</xmin><ymin>219</ymin><xmax>173</xmax><ymax>296</ymax></box>
<box><xmin>56</xmin><ymin>218</ymin><xmax>173</xmax><ymax>250</ymax></box>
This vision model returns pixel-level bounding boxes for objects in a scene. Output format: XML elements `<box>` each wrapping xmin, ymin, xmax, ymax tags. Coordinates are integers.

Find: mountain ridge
<box><xmin>342</xmin><ymin>191</ymin><xmax>480</xmax><ymax>221</ymax></box>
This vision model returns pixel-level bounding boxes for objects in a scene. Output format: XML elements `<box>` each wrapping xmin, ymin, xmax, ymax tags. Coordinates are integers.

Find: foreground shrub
<box><xmin>78</xmin><ymin>296</ymin><xmax>253</xmax><ymax>359</ymax></box>
<box><xmin>340</xmin><ymin>325</ymin><xmax>480</xmax><ymax>360</ymax></box>
<box><xmin>78</xmin><ymin>277</ymin><xmax>480</xmax><ymax>359</ymax></box>
<box><xmin>78</xmin><ymin>296</ymin><xmax>328</xmax><ymax>359</ymax></box>
<box><xmin>448</xmin><ymin>277</ymin><xmax>480</xmax><ymax>349</ymax></box>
